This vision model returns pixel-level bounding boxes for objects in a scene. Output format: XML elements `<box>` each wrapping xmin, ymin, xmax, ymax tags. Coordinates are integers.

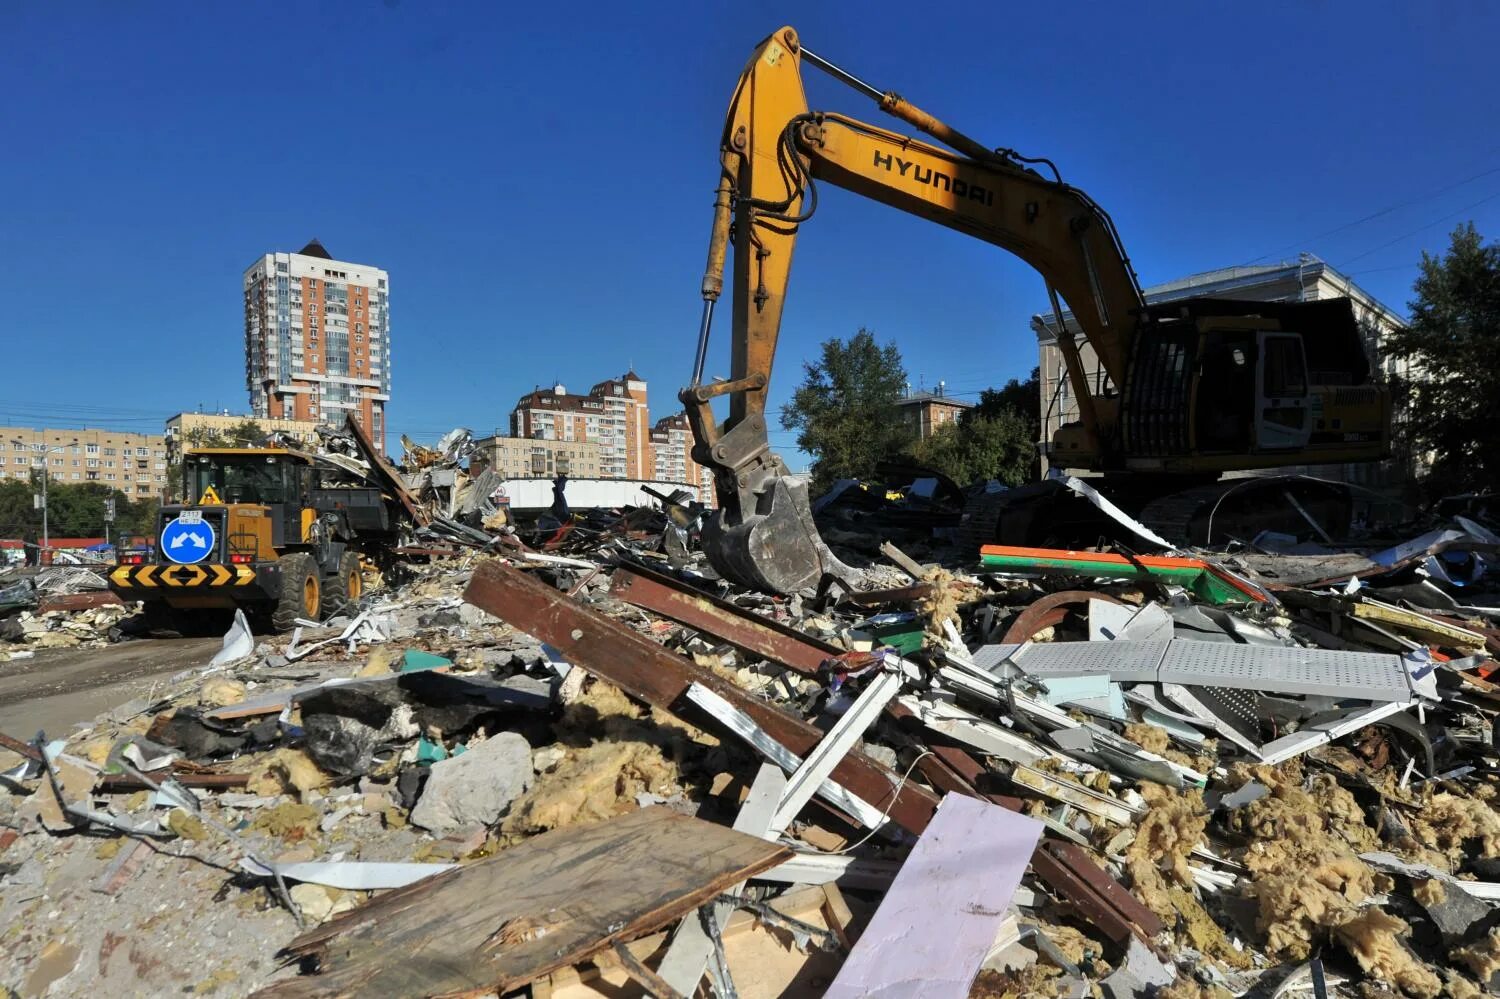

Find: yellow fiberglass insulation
<box><xmin>1332</xmin><ymin>907</ymin><xmax>1440</xmax><ymax>999</ymax></box>
<box><xmin>1404</xmin><ymin>792</ymin><xmax>1500</xmax><ymax>867</ymax></box>
<box><xmin>1155</xmin><ymin>982</ymin><xmax>1234</xmax><ymax>999</ymax></box>
<box><xmin>1126</xmin><ymin>783</ymin><xmax>1207</xmax><ymax>890</ymax></box>
<box><xmin>1254</xmin><ymin>853</ymin><xmax>1374</xmax><ymax>961</ymax></box>
<box><xmin>1123</xmin><ymin>723</ymin><xmax>1171</xmax><ymax>755</ymax></box>
<box><xmin>499</xmin><ymin>677</ymin><xmax>714</xmax><ymax>840</ymax></box>
<box><xmin>1454</xmin><ymin>928</ymin><xmax>1500</xmax><ymax>988</ymax></box>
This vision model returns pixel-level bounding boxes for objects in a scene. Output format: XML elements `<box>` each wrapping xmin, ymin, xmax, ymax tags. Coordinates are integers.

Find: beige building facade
<box><xmin>511</xmin><ymin>371</ymin><xmax>651</xmax><ymax>480</ymax></box>
<box><xmin>0</xmin><ymin>427</ymin><xmax>169</xmax><ymax>499</ymax></box>
<box><xmin>474</xmin><ymin>435</ymin><xmax>603</xmax><ymax>479</ymax></box>
<box><xmin>164</xmin><ymin>412</ymin><xmax>323</xmax><ymax>463</ymax></box>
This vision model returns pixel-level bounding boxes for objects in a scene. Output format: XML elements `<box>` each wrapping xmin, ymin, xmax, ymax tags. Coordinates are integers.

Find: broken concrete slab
<box><xmin>409</xmin><ymin>731</ymin><xmax>532</xmax><ymax>836</ymax></box>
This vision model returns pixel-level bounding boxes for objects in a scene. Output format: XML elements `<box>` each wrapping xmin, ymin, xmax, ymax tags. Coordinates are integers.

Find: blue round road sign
<box><xmin>160</xmin><ymin>516</ymin><xmax>215</xmax><ymax>564</ymax></box>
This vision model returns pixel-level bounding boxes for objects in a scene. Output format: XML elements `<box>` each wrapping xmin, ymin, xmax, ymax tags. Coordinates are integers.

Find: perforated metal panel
<box><xmin>969</xmin><ymin>644</ymin><xmax>1023</xmax><ymax>673</ymax></box>
<box><xmin>970</xmin><ymin>639</ymin><xmax>1412</xmax><ymax>702</ymax></box>
<box><xmin>1158</xmin><ymin>640</ymin><xmax>1410</xmax><ymax>701</ymax></box>
<box><xmin>970</xmin><ymin>641</ymin><xmax>1167</xmax><ymax>683</ymax></box>
<box><xmin>1191</xmin><ymin>686</ymin><xmax>1261</xmax><ymax>741</ymax></box>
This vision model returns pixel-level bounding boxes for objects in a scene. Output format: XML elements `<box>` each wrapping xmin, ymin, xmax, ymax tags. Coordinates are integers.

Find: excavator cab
<box><xmin>1192</xmin><ymin>329</ymin><xmax>1312</xmax><ymax>453</ymax></box>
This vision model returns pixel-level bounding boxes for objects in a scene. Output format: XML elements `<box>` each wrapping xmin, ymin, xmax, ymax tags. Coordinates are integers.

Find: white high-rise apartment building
<box><xmin>243</xmin><ymin>239</ymin><xmax>390</xmax><ymax>451</ymax></box>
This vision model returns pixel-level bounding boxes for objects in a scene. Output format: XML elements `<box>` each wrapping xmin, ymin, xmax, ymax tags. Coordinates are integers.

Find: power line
<box><xmin>1245</xmin><ymin>163</ymin><xmax>1500</xmax><ymax>264</ymax></box>
<box><xmin>1336</xmin><ymin>188</ymin><xmax>1500</xmax><ymax>269</ymax></box>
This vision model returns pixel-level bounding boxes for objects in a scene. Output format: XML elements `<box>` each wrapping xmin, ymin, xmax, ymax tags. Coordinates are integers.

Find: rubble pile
<box><xmin>2</xmin><ymin>485</ymin><xmax>1500</xmax><ymax>998</ymax></box>
<box><xmin>0</xmin><ymin>568</ymin><xmax>132</xmax><ymax>657</ymax></box>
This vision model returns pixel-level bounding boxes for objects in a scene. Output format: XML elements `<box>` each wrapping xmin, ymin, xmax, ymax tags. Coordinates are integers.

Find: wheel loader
<box><xmin>109</xmin><ymin>440</ymin><xmax>406</xmax><ymax>633</ymax></box>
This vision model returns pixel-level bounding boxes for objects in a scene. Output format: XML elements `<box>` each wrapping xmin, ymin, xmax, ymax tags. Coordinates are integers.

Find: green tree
<box><xmin>1384</xmin><ymin>223</ymin><xmax>1500</xmax><ymax>492</ymax></box>
<box><xmin>0</xmin><ymin>478</ymin><xmax>159</xmax><ymax>544</ymax></box>
<box><xmin>906</xmin><ymin>409</ymin><xmax>1036</xmax><ymax>486</ymax></box>
<box><xmin>973</xmin><ymin>367</ymin><xmax>1041</xmax><ymax>429</ymax></box>
<box><xmin>780</xmin><ymin>329</ymin><xmax>914</xmax><ymax>492</ymax></box>
<box><xmin>0</xmin><ymin>478</ymin><xmax>40</xmax><ymax>544</ymax></box>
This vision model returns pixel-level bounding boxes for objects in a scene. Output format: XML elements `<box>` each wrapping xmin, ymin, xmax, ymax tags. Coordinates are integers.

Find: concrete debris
<box><xmin>0</xmin><ymin>477</ymin><xmax>1498</xmax><ymax>997</ymax></box>
<box><xmin>409</xmin><ymin>731</ymin><xmax>532</xmax><ymax>835</ymax></box>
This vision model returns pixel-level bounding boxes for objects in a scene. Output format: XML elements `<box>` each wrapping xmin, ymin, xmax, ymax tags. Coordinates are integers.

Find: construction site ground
<box><xmin>0</xmin><ymin>637</ymin><xmax>223</xmax><ymax>738</ymax></box>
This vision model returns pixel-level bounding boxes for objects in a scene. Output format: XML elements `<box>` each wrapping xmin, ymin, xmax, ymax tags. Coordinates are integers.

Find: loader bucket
<box><xmin>701</xmin><ymin>475</ymin><xmax>853</xmax><ymax>594</ymax></box>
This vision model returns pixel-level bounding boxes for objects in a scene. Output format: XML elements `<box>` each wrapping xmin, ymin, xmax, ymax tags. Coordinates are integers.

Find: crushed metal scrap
<box><xmin>3</xmin><ymin>465</ymin><xmax>1500</xmax><ymax>999</ymax></box>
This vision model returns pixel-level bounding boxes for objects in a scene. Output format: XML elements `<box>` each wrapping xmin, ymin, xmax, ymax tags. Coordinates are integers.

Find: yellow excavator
<box><xmin>681</xmin><ymin>26</ymin><xmax>1390</xmax><ymax>593</ymax></box>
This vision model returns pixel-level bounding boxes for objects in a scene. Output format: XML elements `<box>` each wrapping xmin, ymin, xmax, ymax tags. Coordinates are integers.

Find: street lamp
<box><xmin>12</xmin><ymin>437</ymin><xmax>77</xmax><ymax>560</ymax></box>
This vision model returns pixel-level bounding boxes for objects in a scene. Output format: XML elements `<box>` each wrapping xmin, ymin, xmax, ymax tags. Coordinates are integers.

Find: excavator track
<box><xmin>1137</xmin><ymin>476</ymin><xmax>1353</xmax><ymax>547</ymax></box>
<box><xmin>957</xmin><ymin>475</ymin><xmax>1354</xmax><ymax>554</ymax></box>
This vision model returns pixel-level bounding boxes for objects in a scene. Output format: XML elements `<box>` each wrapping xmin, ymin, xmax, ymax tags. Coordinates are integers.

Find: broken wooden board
<box><xmin>462</xmin><ymin>559</ymin><xmax>941</xmax><ymax>835</ymax></box>
<box><xmin>825</xmin><ymin>793</ymin><xmax>1044</xmax><ymax>999</ymax></box>
<box><xmin>533</xmin><ymin>884</ymin><xmax>857</xmax><ymax>999</ymax></box>
<box><xmin>255</xmin><ymin>807</ymin><xmax>790</xmax><ymax>998</ymax></box>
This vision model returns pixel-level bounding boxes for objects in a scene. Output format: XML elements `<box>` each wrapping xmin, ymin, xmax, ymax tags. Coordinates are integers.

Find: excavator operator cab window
<box><xmin>1195</xmin><ymin>330</ymin><xmax>1258</xmax><ymax>453</ymax></box>
<box><xmin>1255</xmin><ymin>333</ymin><xmax>1312</xmax><ymax>450</ymax></box>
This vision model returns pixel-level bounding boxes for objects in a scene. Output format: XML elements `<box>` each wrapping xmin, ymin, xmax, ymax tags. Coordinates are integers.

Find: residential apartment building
<box><xmin>244</xmin><ymin>239</ymin><xmax>391</xmax><ymax>452</ymax></box>
<box><xmin>164</xmin><ymin>411</ymin><xmax>323</xmax><ymax>463</ymax></box>
<box><xmin>0</xmin><ymin>427</ymin><xmax>169</xmax><ymax>498</ymax></box>
<box><xmin>473</xmin><ymin>435</ymin><xmax>603</xmax><ymax>479</ymax></box>
<box><xmin>1032</xmin><ymin>253</ymin><xmax>1407</xmax><ymax>486</ymax></box>
<box><xmin>649</xmin><ymin>412</ymin><xmax>715</xmax><ymax>505</ymax></box>
<box><xmin>894</xmin><ymin>385</ymin><xmax>973</xmax><ymax>440</ymax></box>
<box><xmin>511</xmin><ymin>371</ymin><xmax>651</xmax><ymax>480</ymax></box>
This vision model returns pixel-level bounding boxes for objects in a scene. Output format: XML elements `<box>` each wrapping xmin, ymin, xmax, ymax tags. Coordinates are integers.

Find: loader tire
<box><xmin>321</xmin><ymin>551</ymin><xmax>363</xmax><ymax>617</ymax></box>
<box><xmin>271</xmin><ymin>553</ymin><xmax>321</xmax><ymax>633</ymax></box>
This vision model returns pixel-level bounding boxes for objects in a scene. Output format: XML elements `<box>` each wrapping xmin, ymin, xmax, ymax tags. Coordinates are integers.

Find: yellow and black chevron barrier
<box><xmin>109</xmin><ymin>563</ymin><xmax>256</xmax><ymax>588</ymax></box>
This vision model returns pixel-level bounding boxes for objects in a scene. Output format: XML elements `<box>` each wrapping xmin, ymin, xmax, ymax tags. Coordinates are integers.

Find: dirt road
<box><xmin>0</xmin><ymin>637</ymin><xmax>222</xmax><ymax>738</ymax></box>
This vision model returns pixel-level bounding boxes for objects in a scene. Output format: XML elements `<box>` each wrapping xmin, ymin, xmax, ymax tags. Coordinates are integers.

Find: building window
<box><xmin>86</xmin><ymin>444</ymin><xmax>98</xmax><ymax>455</ymax></box>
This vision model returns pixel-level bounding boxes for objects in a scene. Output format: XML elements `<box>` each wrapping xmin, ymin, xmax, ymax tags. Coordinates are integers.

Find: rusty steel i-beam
<box><xmin>464</xmin><ymin>560</ymin><xmax>942</xmax><ymax>836</ymax></box>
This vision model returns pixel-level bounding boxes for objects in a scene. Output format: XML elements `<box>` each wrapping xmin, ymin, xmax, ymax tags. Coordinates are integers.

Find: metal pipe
<box><xmin>799</xmin><ymin>47</ymin><xmax>884</xmax><ymax>103</ymax></box>
<box><xmin>691</xmin><ymin>298</ymin><xmax>715</xmax><ymax>387</ymax></box>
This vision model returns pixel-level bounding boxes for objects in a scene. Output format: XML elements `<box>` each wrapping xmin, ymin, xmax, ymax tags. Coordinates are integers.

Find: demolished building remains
<box><xmin>2</xmin><ymin>441</ymin><xmax>1500</xmax><ymax>998</ymax></box>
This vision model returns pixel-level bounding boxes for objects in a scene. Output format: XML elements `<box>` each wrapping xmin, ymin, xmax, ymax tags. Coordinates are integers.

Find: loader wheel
<box><xmin>321</xmin><ymin>551</ymin><xmax>363</xmax><ymax>617</ymax></box>
<box><xmin>271</xmin><ymin>553</ymin><xmax>321</xmax><ymax>633</ymax></box>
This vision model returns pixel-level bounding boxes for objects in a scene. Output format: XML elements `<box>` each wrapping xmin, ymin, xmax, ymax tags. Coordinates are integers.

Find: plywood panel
<box><xmin>256</xmin><ymin>808</ymin><xmax>790</xmax><ymax>998</ymax></box>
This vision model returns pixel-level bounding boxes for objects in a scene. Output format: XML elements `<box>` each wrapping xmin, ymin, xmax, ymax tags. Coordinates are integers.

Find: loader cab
<box><xmin>182</xmin><ymin>448</ymin><xmax>317</xmax><ymax>555</ymax></box>
<box><xmin>183</xmin><ymin>449</ymin><xmax>304</xmax><ymax>506</ymax></box>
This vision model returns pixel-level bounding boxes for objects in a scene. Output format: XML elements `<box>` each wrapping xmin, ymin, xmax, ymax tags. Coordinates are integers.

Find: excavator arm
<box><xmin>682</xmin><ymin>26</ymin><xmax>1150</xmax><ymax>592</ymax></box>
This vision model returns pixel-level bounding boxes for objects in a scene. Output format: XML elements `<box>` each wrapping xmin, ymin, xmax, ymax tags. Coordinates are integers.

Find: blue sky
<box><xmin>2</xmin><ymin>2</ymin><xmax>1497</xmax><ymax>468</ymax></box>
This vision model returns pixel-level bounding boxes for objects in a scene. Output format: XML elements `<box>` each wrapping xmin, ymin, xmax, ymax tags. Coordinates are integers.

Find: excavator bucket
<box><xmin>701</xmin><ymin>475</ymin><xmax>853</xmax><ymax>594</ymax></box>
